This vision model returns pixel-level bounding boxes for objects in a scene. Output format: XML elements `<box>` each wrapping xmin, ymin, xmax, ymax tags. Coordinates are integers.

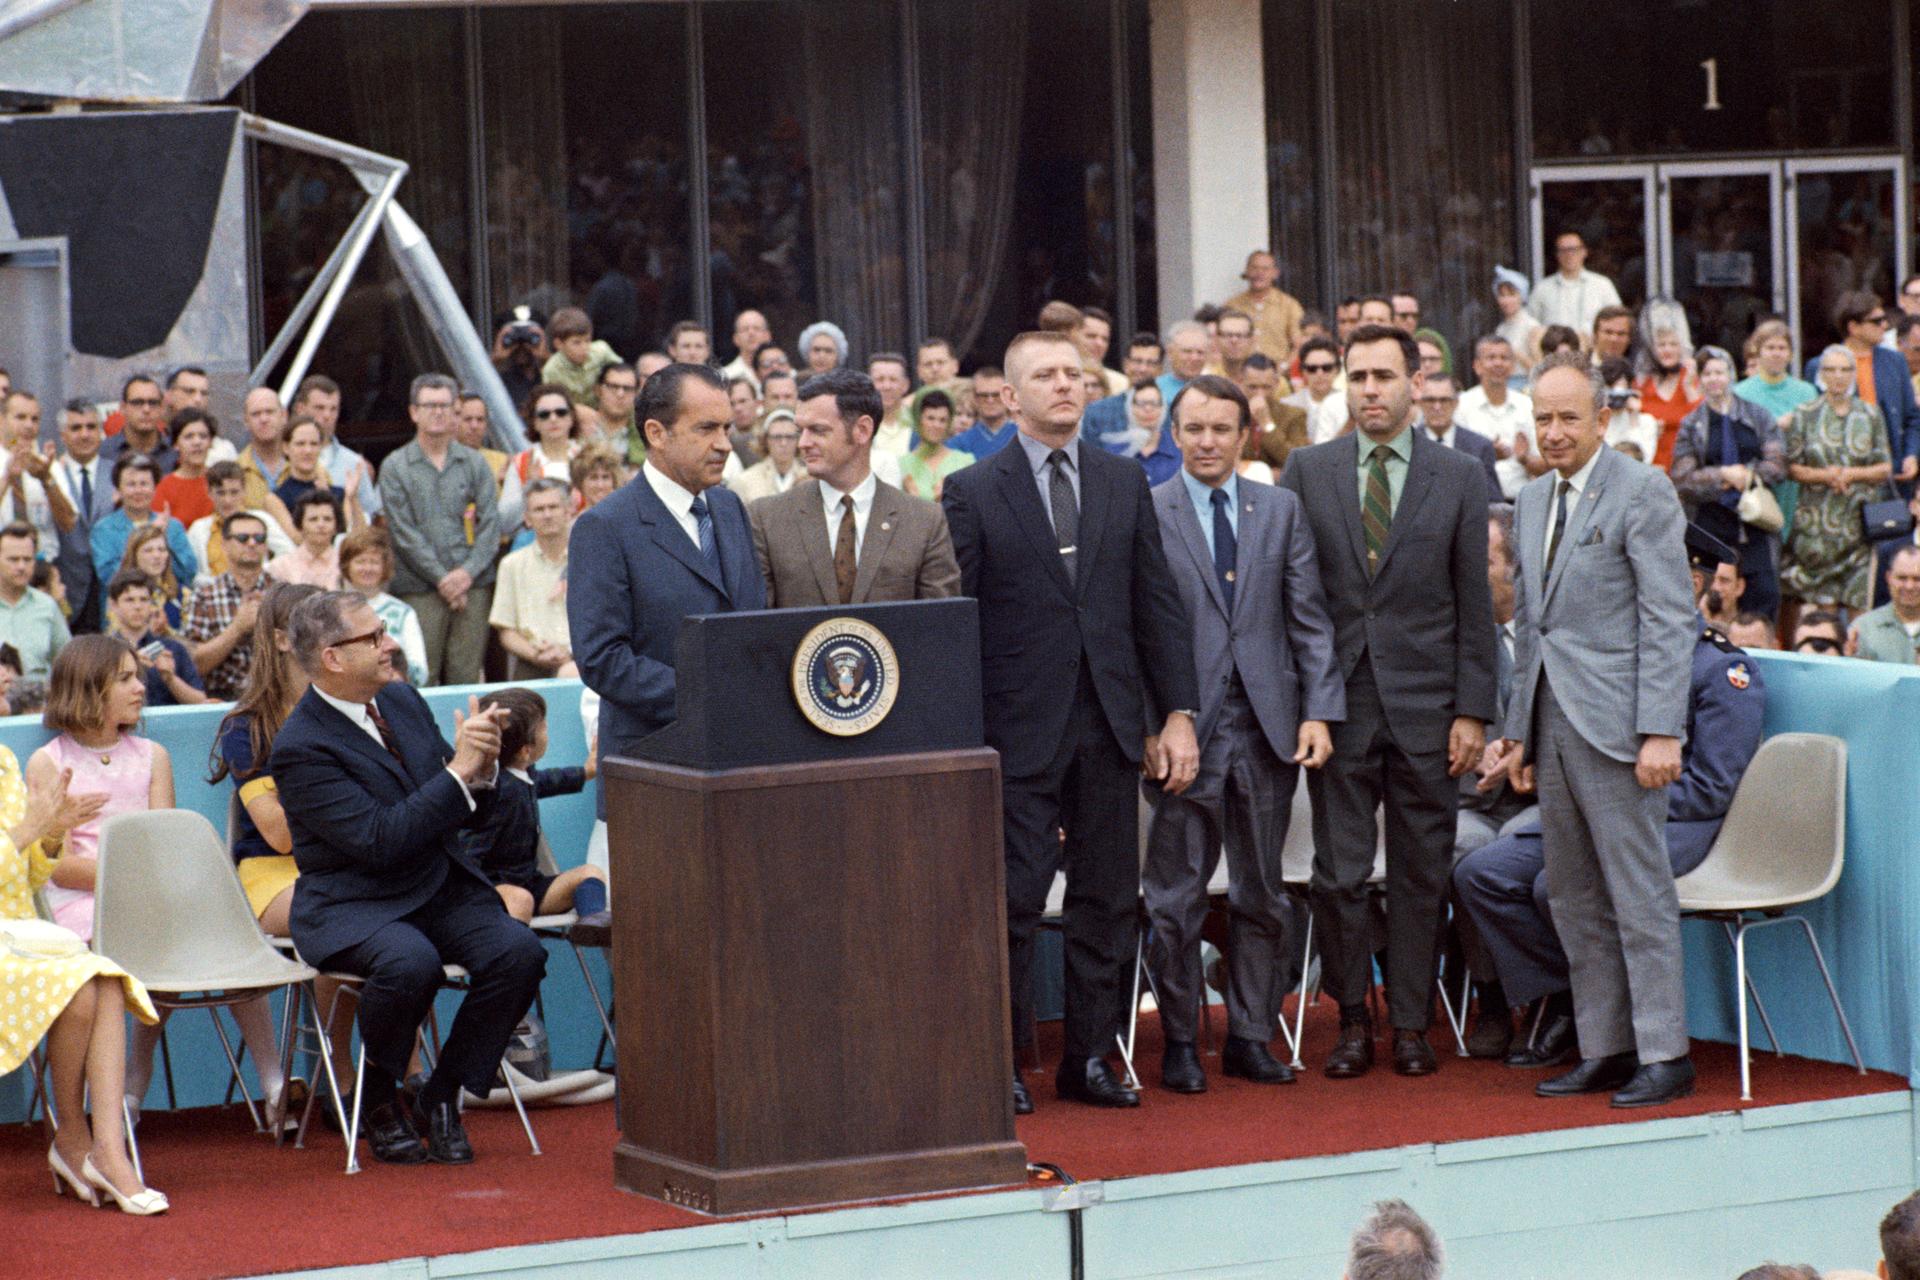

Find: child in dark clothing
<box><xmin>464</xmin><ymin>687</ymin><xmax>609</xmax><ymax>923</ymax></box>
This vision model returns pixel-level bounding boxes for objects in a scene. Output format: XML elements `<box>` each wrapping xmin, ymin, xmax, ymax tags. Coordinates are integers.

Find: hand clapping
<box><xmin>450</xmin><ymin>695</ymin><xmax>507</xmax><ymax>783</ymax></box>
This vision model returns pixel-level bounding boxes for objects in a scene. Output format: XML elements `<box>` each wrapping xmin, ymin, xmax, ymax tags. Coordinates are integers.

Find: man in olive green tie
<box><xmin>1279</xmin><ymin>324</ymin><xmax>1497</xmax><ymax>1081</ymax></box>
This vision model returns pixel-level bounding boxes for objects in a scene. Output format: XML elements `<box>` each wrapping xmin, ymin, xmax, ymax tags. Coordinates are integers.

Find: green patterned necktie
<box><xmin>1363</xmin><ymin>444</ymin><xmax>1394</xmax><ymax>575</ymax></box>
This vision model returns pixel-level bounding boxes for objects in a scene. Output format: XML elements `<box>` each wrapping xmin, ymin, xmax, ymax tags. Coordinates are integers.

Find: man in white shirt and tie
<box><xmin>1455</xmin><ymin>336</ymin><xmax>1542</xmax><ymax>499</ymax></box>
<box><xmin>50</xmin><ymin>398</ymin><xmax>114</xmax><ymax>631</ymax></box>
<box><xmin>1528</xmin><ymin>232</ymin><xmax>1624</xmax><ymax>335</ymax></box>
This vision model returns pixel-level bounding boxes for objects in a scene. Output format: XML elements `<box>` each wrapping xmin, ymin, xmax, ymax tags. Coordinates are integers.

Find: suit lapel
<box><xmin>994</xmin><ymin>442</ymin><xmax>1074</xmax><ymax>599</ymax></box>
<box><xmin>1166</xmin><ymin>484</ymin><xmax>1228</xmax><ymax>619</ymax></box>
<box><xmin>308</xmin><ymin>689</ymin><xmax>411</xmax><ymax>788</ymax></box>
<box><xmin>794</xmin><ymin>480</ymin><xmax>841</xmax><ymax>604</ymax></box>
<box><xmin>853</xmin><ymin>482</ymin><xmax>903</xmax><ymax>603</ymax></box>
<box><xmin>1333</xmin><ymin>434</ymin><xmax>1371</xmax><ymax>575</ymax></box>
<box><xmin>1542</xmin><ymin>447</ymin><xmax>1611</xmax><ymax>608</ymax></box>
<box><xmin>1072</xmin><ymin>450</ymin><xmax>1109</xmax><ymax>602</ymax></box>
<box><xmin>1377</xmin><ymin>431</ymin><xmax>1436</xmax><ymax>573</ymax></box>
<box><xmin>634</xmin><ymin>475</ymin><xmax>729</xmax><ymax>598</ymax></box>
<box><xmin>1233</xmin><ymin>483</ymin><xmax>1263</xmax><ymax>617</ymax></box>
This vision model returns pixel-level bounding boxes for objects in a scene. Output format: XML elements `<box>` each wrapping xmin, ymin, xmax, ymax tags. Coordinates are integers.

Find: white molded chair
<box><xmin>92</xmin><ymin>809</ymin><xmax>340</xmax><ymax>1158</ymax></box>
<box><xmin>1672</xmin><ymin>732</ymin><xmax>1864</xmax><ymax>1101</ymax></box>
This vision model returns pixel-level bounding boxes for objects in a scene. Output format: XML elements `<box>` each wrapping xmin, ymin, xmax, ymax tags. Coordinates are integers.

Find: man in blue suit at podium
<box><xmin>571</xmin><ymin>364</ymin><xmax>767</xmax><ymax>804</ymax></box>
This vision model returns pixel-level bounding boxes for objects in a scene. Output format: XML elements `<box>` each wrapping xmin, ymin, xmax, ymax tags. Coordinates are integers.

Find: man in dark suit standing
<box><xmin>569</xmin><ymin>364</ymin><xmax>767</xmax><ymax>795</ymax></box>
<box><xmin>749</xmin><ymin>368</ymin><xmax>961</xmax><ymax>606</ymax></box>
<box><xmin>1417</xmin><ymin>372</ymin><xmax>1500</xmax><ymax>499</ymax></box>
<box><xmin>944</xmin><ymin>331</ymin><xmax>1199</xmax><ymax>1112</ymax></box>
<box><xmin>1280</xmin><ymin>324</ymin><xmax>1497</xmax><ymax>1079</ymax></box>
<box><xmin>276</xmin><ymin>590</ymin><xmax>545</xmax><ymax>1166</ymax></box>
<box><xmin>1143</xmin><ymin>375</ymin><xmax>1343</xmax><ymax>1094</ymax></box>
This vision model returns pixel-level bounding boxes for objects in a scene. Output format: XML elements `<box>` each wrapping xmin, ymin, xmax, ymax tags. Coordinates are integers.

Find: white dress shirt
<box><xmin>312</xmin><ymin>684</ymin><xmax>491</xmax><ymax>808</ymax></box>
<box><xmin>644</xmin><ymin>460</ymin><xmax>704</xmax><ymax>549</ymax></box>
<box><xmin>1285</xmin><ymin>387</ymin><xmax>1351</xmax><ymax>444</ymax></box>
<box><xmin>1543</xmin><ymin>445</ymin><xmax>1604</xmax><ymax>567</ymax></box>
<box><xmin>1526</xmin><ymin>269</ymin><xmax>1624</xmax><ymax>334</ymax></box>
<box><xmin>52</xmin><ymin>454</ymin><xmax>108</xmax><ymax>522</ymax></box>
<box><xmin>1456</xmin><ymin>385</ymin><xmax>1535</xmax><ymax>498</ymax></box>
<box><xmin>820</xmin><ymin>470</ymin><xmax>878</xmax><ymax>559</ymax></box>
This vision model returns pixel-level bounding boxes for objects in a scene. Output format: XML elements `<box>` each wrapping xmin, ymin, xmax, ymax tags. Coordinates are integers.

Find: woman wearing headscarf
<box><xmin>1492</xmin><ymin>265</ymin><xmax>1543</xmax><ymax>384</ymax></box>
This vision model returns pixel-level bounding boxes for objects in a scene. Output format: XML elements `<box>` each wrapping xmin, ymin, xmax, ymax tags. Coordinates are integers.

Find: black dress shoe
<box><xmin>569</xmin><ymin>910</ymin><xmax>612</xmax><ymax>948</ymax></box>
<box><xmin>364</xmin><ymin>1101</ymin><xmax>428</xmax><ymax>1164</ymax></box>
<box><xmin>1323</xmin><ymin>1018</ymin><xmax>1375</xmax><ymax>1079</ymax></box>
<box><xmin>1536</xmin><ymin>1051</ymin><xmax>1638</xmax><ymax>1097</ymax></box>
<box><xmin>1465</xmin><ymin>1009</ymin><xmax>1514</xmax><ymax>1059</ymax></box>
<box><xmin>1391</xmin><ymin>1030</ymin><xmax>1438</xmax><ymax>1076</ymax></box>
<box><xmin>1221</xmin><ymin>1036</ymin><xmax>1295</xmax><ymax>1084</ymax></box>
<box><xmin>1055</xmin><ymin>1057</ymin><xmax>1140</xmax><ymax>1108</ymax></box>
<box><xmin>413</xmin><ymin>1099</ymin><xmax>475</xmax><ymax>1164</ymax></box>
<box><xmin>1505</xmin><ymin>1013</ymin><xmax>1578</xmax><ymax>1069</ymax></box>
<box><xmin>1161</xmin><ymin>1041</ymin><xmax>1208</xmax><ymax>1093</ymax></box>
<box><xmin>1611</xmin><ymin>1057</ymin><xmax>1695</xmax><ymax>1109</ymax></box>
<box><xmin>1011</xmin><ymin>1076</ymin><xmax>1034</xmax><ymax>1115</ymax></box>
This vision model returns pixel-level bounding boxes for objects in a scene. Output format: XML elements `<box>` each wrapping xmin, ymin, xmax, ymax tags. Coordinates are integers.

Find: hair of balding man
<box><xmin>1530</xmin><ymin>348</ymin><xmax>1607</xmax><ymax>414</ymax></box>
<box><xmin>1004</xmin><ymin>330</ymin><xmax>1080</xmax><ymax>382</ymax></box>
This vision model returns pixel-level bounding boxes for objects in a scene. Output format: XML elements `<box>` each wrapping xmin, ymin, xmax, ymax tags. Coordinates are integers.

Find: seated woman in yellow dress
<box><xmin>0</xmin><ymin>744</ymin><xmax>170</xmax><ymax>1214</ymax></box>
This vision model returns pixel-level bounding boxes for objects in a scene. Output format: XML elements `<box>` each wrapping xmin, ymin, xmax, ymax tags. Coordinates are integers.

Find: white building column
<box><xmin>1149</xmin><ymin>0</ymin><xmax>1269</xmax><ymax>332</ymax></box>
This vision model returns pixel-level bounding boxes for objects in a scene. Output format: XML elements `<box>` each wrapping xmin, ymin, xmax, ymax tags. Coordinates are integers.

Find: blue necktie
<box><xmin>76</xmin><ymin>463</ymin><xmax>93</xmax><ymax>526</ymax></box>
<box><xmin>1210</xmin><ymin>487</ymin><xmax>1236</xmax><ymax>612</ymax></box>
<box><xmin>689</xmin><ymin>493</ymin><xmax>720</xmax><ymax>574</ymax></box>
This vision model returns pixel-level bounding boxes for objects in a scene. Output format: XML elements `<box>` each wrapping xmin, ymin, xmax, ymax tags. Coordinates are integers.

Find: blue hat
<box><xmin>1493</xmin><ymin>265</ymin><xmax>1530</xmax><ymax>302</ymax></box>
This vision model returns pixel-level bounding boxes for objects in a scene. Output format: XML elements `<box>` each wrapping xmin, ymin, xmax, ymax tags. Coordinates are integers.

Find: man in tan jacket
<box><xmin>749</xmin><ymin>368</ymin><xmax>960</xmax><ymax>607</ymax></box>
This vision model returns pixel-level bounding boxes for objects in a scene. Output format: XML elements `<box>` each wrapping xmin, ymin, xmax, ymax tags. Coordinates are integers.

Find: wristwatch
<box><xmin>1169</xmin><ymin>709</ymin><xmax>1197</xmax><ymax>719</ymax></box>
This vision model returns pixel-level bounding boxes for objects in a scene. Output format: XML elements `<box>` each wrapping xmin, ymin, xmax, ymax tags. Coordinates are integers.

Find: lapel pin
<box><xmin>881</xmin><ymin>521</ymin><xmax>891</xmax><ymax>532</ymax></box>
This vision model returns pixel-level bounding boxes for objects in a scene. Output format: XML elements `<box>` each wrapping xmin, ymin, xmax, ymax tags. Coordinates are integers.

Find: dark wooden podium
<box><xmin>603</xmin><ymin>600</ymin><xmax>1027</xmax><ymax>1215</ymax></box>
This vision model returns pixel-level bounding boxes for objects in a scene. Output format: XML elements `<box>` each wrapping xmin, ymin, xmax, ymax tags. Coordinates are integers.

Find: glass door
<box><xmin>1785</xmin><ymin>157</ymin><xmax>1907</xmax><ymax>355</ymax></box>
<box><xmin>1531</xmin><ymin>165</ymin><xmax>1657</xmax><ymax>314</ymax></box>
<box><xmin>1658</xmin><ymin>162</ymin><xmax>1783</xmax><ymax>357</ymax></box>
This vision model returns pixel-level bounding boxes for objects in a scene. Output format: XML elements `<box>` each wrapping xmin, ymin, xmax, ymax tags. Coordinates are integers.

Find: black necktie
<box><xmin>1047</xmin><ymin>450</ymin><xmax>1079</xmax><ymax>580</ymax></box>
<box><xmin>1545</xmin><ymin>479</ymin><xmax>1572</xmax><ymax>574</ymax></box>
<box><xmin>1210</xmin><ymin>487</ymin><xmax>1237</xmax><ymax>611</ymax></box>
<box><xmin>77</xmin><ymin>463</ymin><xmax>93</xmax><ymax>525</ymax></box>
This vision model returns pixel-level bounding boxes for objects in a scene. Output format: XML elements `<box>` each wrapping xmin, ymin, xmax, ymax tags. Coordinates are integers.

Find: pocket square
<box><xmin>1581</xmin><ymin>528</ymin><xmax>1604</xmax><ymax>546</ymax></box>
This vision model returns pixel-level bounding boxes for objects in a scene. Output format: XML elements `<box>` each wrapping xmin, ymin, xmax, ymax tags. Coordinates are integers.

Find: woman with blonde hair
<box><xmin>116</xmin><ymin>525</ymin><xmax>189</xmax><ymax>634</ymax></box>
<box><xmin>1635</xmin><ymin>298</ymin><xmax>1702</xmax><ymax>468</ymax></box>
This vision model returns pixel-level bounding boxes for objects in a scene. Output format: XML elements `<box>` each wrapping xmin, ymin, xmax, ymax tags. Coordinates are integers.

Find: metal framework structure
<box><xmin>240</xmin><ymin>113</ymin><xmax>528</xmax><ymax>452</ymax></box>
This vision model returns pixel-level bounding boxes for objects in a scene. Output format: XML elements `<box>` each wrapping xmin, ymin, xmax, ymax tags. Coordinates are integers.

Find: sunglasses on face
<box><xmin>226</xmin><ymin>532</ymin><xmax>269</xmax><ymax>545</ymax></box>
<box><xmin>1607</xmin><ymin>390</ymin><xmax>1633</xmax><ymax>406</ymax></box>
<box><xmin>1302</xmin><ymin>361</ymin><xmax>1338</xmax><ymax>374</ymax></box>
<box><xmin>125</xmin><ymin>397</ymin><xmax>162</xmax><ymax>408</ymax></box>
<box><xmin>1866</xmin><ymin>313</ymin><xmax>1889</xmax><ymax>325</ymax></box>
<box><xmin>534</xmin><ymin>407</ymin><xmax>572</xmax><ymax>420</ymax></box>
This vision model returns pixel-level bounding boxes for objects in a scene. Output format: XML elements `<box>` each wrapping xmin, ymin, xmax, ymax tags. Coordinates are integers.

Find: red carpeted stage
<box><xmin>4</xmin><ymin>1004</ymin><xmax>1902</xmax><ymax>1280</ymax></box>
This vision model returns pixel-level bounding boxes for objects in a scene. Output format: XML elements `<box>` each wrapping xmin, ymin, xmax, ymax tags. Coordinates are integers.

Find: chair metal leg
<box><xmin>1122</xmin><ymin>930</ymin><xmax>1146</xmax><ymax>1086</ymax></box>
<box><xmin>345</xmin><ymin>1045</ymin><xmax>366</xmax><ymax>1175</ymax></box>
<box><xmin>1285</xmin><ymin>912</ymin><xmax>1315</xmax><ymax>1071</ymax></box>
<box><xmin>158</xmin><ymin>1020</ymin><xmax>178</xmax><ymax>1110</ymax></box>
<box><xmin>1434</xmin><ymin>958</ymin><xmax>1469</xmax><ymax>1058</ymax></box>
<box><xmin>207</xmin><ymin>1006</ymin><xmax>263</xmax><ymax>1132</ymax></box>
<box><xmin>1733</xmin><ymin>920</ymin><xmax>1753</xmax><ymax>1102</ymax></box>
<box><xmin>122</xmin><ymin>1097</ymin><xmax>144</xmax><ymax>1186</ymax></box>
<box><xmin>1723</xmin><ymin>921</ymin><xmax>1782</xmax><ymax>1055</ymax></box>
<box><xmin>568</xmin><ymin>942</ymin><xmax>616</xmax><ymax>1053</ymax></box>
<box><xmin>300</xmin><ymin>983</ymin><xmax>357</xmax><ymax>1160</ymax></box>
<box><xmin>1791</xmin><ymin>916</ymin><xmax>1867</xmax><ymax>1076</ymax></box>
<box><xmin>498</xmin><ymin>1060</ymin><xmax>543</xmax><ymax>1156</ymax></box>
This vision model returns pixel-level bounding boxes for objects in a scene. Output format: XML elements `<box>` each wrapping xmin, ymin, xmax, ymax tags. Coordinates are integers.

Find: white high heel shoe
<box><xmin>48</xmin><ymin>1145</ymin><xmax>98</xmax><ymax>1206</ymax></box>
<box><xmin>80</xmin><ymin>1155</ymin><xmax>169</xmax><ymax>1216</ymax></box>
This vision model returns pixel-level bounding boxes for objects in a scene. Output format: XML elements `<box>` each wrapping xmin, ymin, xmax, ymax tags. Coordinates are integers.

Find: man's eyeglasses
<box><xmin>1302</xmin><ymin>361</ymin><xmax>1339</xmax><ymax>374</ymax></box>
<box><xmin>414</xmin><ymin>400</ymin><xmax>455</xmax><ymax>413</ymax></box>
<box><xmin>1866</xmin><ymin>313</ymin><xmax>1889</xmax><ymax>325</ymax></box>
<box><xmin>226</xmin><ymin>532</ymin><xmax>269</xmax><ymax>545</ymax></box>
<box><xmin>125</xmin><ymin>397</ymin><xmax>162</xmax><ymax>408</ymax></box>
<box><xmin>534</xmin><ymin>407</ymin><xmax>572</xmax><ymax>420</ymax></box>
<box><xmin>1606</xmin><ymin>389</ymin><xmax>1634</xmax><ymax>406</ymax></box>
<box><xmin>1795</xmin><ymin>636</ymin><xmax>1842</xmax><ymax>655</ymax></box>
<box><xmin>329</xmin><ymin>623</ymin><xmax>388</xmax><ymax>651</ymax></box>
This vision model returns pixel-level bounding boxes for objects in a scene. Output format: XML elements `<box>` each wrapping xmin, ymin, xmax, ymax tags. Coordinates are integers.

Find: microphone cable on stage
<box><xmin>1029</xmin><ymin>1162</ymin><xmax>1086</xmax><ymax>1280</ymax></box>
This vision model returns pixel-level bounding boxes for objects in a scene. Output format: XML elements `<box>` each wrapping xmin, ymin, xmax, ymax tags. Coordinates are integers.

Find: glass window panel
<box><xmin>1667</xmin><ymin>171</ymin><xmax>1777</xmax><ymax>357</ymax></box>
<box><xmin>1794</xmin><ymin>166</ymin><xmax>1899</xmax><ymax>350</ymax></box>
<box><xmin>480</xmin><ymin>5</ymin><xmax>691</xmax><ymax>366</ymax></box>
<box><xmin>248</xmin><ymin>9</ymin><xmax>471</xmax><ymax>433</ymax></box>
<box><xmin>1531</xmin><ymin>0</ymin><xmax>1895</xmax><ymax>159</ymax></box>
<box><xmin>1261</xmin><ymin>0</ymin><xmax>1320</xmax><ymax>312</ymax></box>
<box><xmin>1538</xmin><ymin>177</ymin><xmax>1651</xmax><ymax>313</ymax></box>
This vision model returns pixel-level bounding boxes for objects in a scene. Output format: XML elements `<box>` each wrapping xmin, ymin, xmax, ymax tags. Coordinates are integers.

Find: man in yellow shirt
<box><xmin>1222</xmin><ymin>250</ymin><xmax>1304</xmax><ymax>366</ymax></box>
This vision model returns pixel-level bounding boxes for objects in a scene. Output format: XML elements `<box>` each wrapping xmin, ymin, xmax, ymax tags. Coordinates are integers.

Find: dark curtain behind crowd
<box><xmin>1266</xmin><ymin>0</ymin><xmax>1515</xmax><ymax>372</ymax></box>
<box><xmin>917</xmin><ymin>0</ymin><xmax>1029</xmax><ymax>362</ymax></box>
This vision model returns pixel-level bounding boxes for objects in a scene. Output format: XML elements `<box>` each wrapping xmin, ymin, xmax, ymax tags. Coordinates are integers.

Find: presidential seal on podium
<box><xmin>791</xmin><ymin>616</ymin><xmax>900</xmax><ymax>736</ymax></box>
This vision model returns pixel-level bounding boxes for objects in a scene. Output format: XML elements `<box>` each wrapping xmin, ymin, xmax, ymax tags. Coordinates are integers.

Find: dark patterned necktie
<box><xmin>1210</xmin><ymin>487</ymin><xmax>1237</xmax><ymax>611</ymax></box>
<box><xmin>689</xmin><ymin>493</ymin><xmax>719</xmax><ymax>573</ymax></box>
<box><xmin>365</xmin><ymin>702</ymin><xmax>404</xmax><ymax>763</ymax></box>
<box><xmin>1545</xmin><ymin>479</ymin><xmax>1572</xmax><ymax>574</ymax></box>
<box><xmin>1362</xmin><ymin>444</ymin><xmax>1393</xmax><ymax>575</ymax></box>
<box><xmin>833</xmin><ymin>494</ymin><xmax>857</xmax><ymax>604</ymax></box>
<box><xmin>1048</xmin><ymin>450</ymin><xmax>1079</xmax><ymax>579</ymax></box>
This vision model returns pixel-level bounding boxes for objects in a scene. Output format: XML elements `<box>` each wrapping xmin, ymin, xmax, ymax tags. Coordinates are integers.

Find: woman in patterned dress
<box><xmin>1780</xmin><ymin>344</ymin><xmax>1894</xmax><ymax>612</ymax></box>
<box><xmin>0</xmin><ymin>744</ymin><xmax>169</xmax><ymax>1214</ymax></box>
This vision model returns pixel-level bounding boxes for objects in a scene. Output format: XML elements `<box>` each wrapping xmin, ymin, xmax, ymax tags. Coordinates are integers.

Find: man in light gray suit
<box><xmin>1492</xmin><ymin>349</ymin><xmax>1696</xmax><ymax>1109</ymax></box>
<box><xmin>1142</xmin><ymin>376</ymin><xmax>1344</xmax><ymax>1094</ymax></box>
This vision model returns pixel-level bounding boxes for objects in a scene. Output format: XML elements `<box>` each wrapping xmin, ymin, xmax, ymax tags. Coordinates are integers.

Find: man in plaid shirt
<box><xmin>184</xmin><ymin>511</ymin><xmax>271</xmax><ymax>700</ymax></box>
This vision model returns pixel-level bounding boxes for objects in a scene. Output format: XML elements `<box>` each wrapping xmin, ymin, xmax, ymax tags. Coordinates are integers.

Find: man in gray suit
<box><xmin>749</xmin><ymin>369</ymin><xmax>961</xmax><ymax>606</ymax></box>
<box><xmin>1491</xmin><ymin>349</ymin><xmax>1696</xmax><ymax>1108</ymax></box>
<box><xmin>1142</xmin><ymin>375</ymin><xmax>1344</xmax><ymax>1093</ymax></box>
<box><xmin>1280</xmin><ymin>325</ymin><xmax>1497</xmax><ymax>1079</ymax></box>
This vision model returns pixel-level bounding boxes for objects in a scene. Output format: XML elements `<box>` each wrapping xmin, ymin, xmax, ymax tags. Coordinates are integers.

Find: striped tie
<box><xmin>1363</xmin><ymin>444</ymin><xmax>1393</xmax><ymax>575</ymax></box>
